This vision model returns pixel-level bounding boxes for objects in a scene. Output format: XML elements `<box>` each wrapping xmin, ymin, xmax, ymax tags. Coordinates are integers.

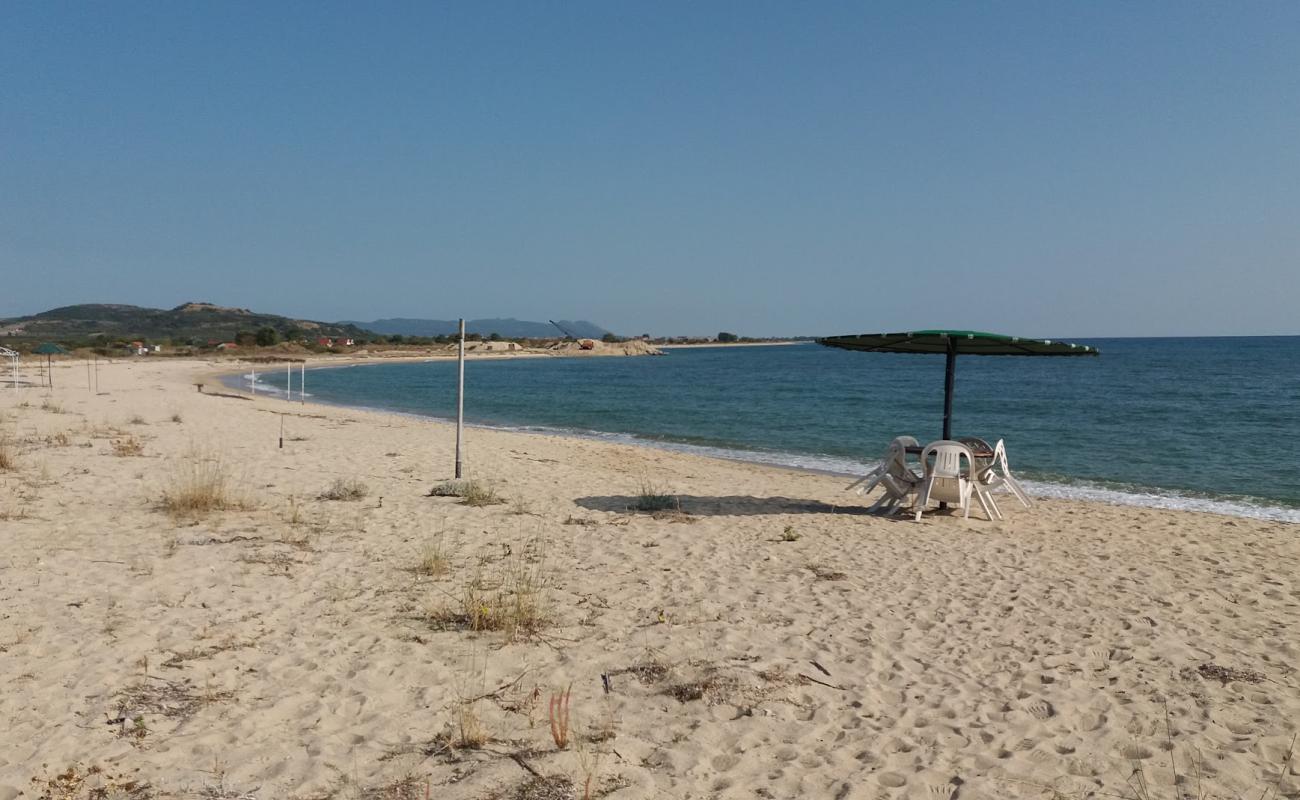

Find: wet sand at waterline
<box><xmin>1</xmin><ymin>358</ymin><xmax>1296</xmax><ymax>799</ymax></box>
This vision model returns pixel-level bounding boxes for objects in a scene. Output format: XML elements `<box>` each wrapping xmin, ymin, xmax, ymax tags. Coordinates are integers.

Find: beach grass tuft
<box><xmin>0</xmin><ymin>436</ymin><xmax>15</xmax><ymax>471</ymax></box>
<box><xmin>319</xmin><ymin>477</ymin><xmax>369</xmax><ymax>501</ymax></box>
<box><xmin>413</xmin><ymin>537</ymin><xmax>451</xmax><ymax>577</ymax></box>
<box><xmin>428</xmin><ymin>479</ymin><xmax>505</xmax><ymax>507</ymax></box>
<box><xmin>160</xmin><ymin>448</ymin><xmax>239</xmax><ymax>516</ymax></box>
<box><xmin>632</xmin><ymin>482</ymin><xmax>677</xmax><ymax>513</ymax></box>
<box><xmin>428</xmin><ymin>538</ymin><xmax>549</xmax><ymax>641</ymax></box>
<box><xmin>112</xmin><ymin>435</ymin><xmax>145</xmax><ymax>457</ymax></box>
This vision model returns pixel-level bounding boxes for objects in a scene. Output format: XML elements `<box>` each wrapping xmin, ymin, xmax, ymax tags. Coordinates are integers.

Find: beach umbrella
<box><xmin>32</xmin><ymin>342</ymin><xmax>69</xmax><ymax>389</ymax></box>
<box><xmin>817</xmin><ymin>330</ymin><xmax>1098</xmax><ymax>440</ymax></box>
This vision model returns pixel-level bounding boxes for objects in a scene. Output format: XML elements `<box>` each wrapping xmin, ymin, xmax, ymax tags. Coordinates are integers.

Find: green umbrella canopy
<box><xmin>817</xmin><ymin>329</ymin><xmax>1098</xmax><ymax>440</ymax></box>
<box><xmin>32</xmin><ymin>342</ymin><xmax>69</xmax><ymax>355</ymax></box>
<box><xmin>817</xmin><ymin>330</ymin><xmax>1098</xmax><ymax>357</ymax></box>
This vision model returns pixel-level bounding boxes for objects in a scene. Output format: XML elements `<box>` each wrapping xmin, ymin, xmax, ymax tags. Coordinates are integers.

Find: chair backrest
<box><xmin>887</xmin><ymin>436</ymin><xmax>921</xmax><ymax>480</ymax></box>
<box><xmin>921</xmin><ymin>440</ymin><xmax>975</xmax><ymax>479</ymax></box>
<box><xmin>958</xmin><ymin>436</ymin><xmax>991</xmax><ymax>456</ymax></box>
<box><xmin>993</xmin><ymin>439</ymin><xmax>1009</xmax><ymax>472</ymax></box>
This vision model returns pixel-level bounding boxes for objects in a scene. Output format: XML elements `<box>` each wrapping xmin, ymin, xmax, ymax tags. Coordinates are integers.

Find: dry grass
<box><xmin>160</xmin><ymin>449</ymin><xmax>240</xmax><ymax>516</ymax></box>
<box><xmin>412</xmin><ymin>537</ymin><xmax>451</xmax><ymax>577</ymax></box>
<box><xmin>429</xmin><ymin>479</ymin><xmax>504</xmax><ymax>507</ymax></box>
<box><xmin>0</xmin><ymin>436</ymin><xmax>15</xmax><ymax>471</ymax></box>
<box><xmin>632</xmin><ymin>482</ymin><xmax>677</xmax><ymax>513</ymax></box>
<box><xmin>40</xmin><ymin>399</ymin><xmax>66</xmax><ymax>414</ymax></box>
<box><xmin>428</xmin><ymin>539</ymin><xmax>550</xmax><ymax>641</ymax></box>
<box><xmin>128</xmin><ymin>414</ymin><xmax>147</xmax><ymax>425</ymax></box>
<box><xmin>170</xmin><ymin>412</ymin><xmax>183</xmax><ymax>424</ymax></box>
<box><xmin>548</xmin><ymin>684</ymin><xmax>572</xmax><ymax>749</ymax></box>
<box><xmin>111</xmin><ymin>435</ymin><xmax>145</xmax><ymax>457</ymax></box>
<box><xmin>27</xmin><ymin>763</ymin><xmax>154</xmax><ymax>800</ymax></box>
<box><xmin>319</xmin><ymin>477</ymin><xmax>369</xmax><ymax>501</ymax></box>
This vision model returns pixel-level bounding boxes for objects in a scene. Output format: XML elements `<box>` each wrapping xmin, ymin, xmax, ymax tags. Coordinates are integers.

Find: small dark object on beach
<box><xmin>1194</xmin><ymin>663</ymin><xmax>1264</xmax><ymax>685</ymax></box>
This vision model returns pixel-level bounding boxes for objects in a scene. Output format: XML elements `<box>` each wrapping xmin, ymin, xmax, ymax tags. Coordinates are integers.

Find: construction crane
<box><xmin>549</xmin><ymin>320</ymin><xmax>577</xmax><ymax>340</ymax></box>
<box><xmin>549</xmin><ymin>320</ymin><xmax>595</xmax><ymax>350</ymax></box>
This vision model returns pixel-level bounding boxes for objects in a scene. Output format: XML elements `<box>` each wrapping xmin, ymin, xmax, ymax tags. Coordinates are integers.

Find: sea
<box><xmin>233</xmin><ymin>337</ymin><xmax>1300</xmax><ymax>523</ymax></box>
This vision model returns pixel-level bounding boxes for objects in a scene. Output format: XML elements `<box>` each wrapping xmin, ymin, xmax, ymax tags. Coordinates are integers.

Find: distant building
<box><xmin>317</xmin><ymin>337</ymin><xmax>334</xmax><ymax>347</ymax></box>
<box><xmin>215</xmin><ymin>342</ymin><xmax>238</xmax><ymax>350</ymax></box>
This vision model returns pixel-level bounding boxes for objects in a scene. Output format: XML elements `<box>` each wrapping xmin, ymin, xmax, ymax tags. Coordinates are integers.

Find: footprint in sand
<box><xmin>1120</xmin><ymin>743</ymin><xmax>1155</xmax><ymax>760</ymax></box>
<box><xmin>1084</xmin><ymin>646</ymin><xmax>1112</xmax><ymax>669</ymax></box>
<box><xmin>711</xmin><ymin>753</ymin><xmax>740</xmax><ymax>771</ymax></box>
<box><xmin>1076</xmin><ymin>711</ymin><xmax>1107</xmax><ymax>732</ymax></box>
<box><xmin>922</xmin><ymin>778</ymin><xmax>959</xmax><ymax>798</ymax></box>
<box><xmin>1024</xmin><ymin>699</ymin><xmax>1055</xmax><ymax>719</ymax></box>
<box><xmin>877</xmin><ymin>772</ymin><xmax>908</xmax><ymax>789</ymax></box>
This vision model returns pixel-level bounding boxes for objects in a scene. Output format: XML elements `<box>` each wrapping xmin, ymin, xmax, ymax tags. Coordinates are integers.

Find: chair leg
<box><xmin>974</xmin><ymin>489</ymin><xmax>993</xmax><ymax>520</ymax></box>
<box><xmin>914</xmin><ymin>481</ymin><xmax>931</xmax><ymax>521</ymax></box>
<box><xmin>1008</xmin><ymin>477</ymin><xmax>1032</xmax><ymax>508</ymax></box>
<box><xmin>986</xmin><ymin>491</ymin><xmax>1002</xmax><ymax>520</ymax></box>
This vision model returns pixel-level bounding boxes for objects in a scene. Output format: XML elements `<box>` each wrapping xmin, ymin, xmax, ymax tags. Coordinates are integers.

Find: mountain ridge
<box><xmin>0</xmin><ymin>303</ymin><xmax>371</xmax><ymax>343</ymax></box>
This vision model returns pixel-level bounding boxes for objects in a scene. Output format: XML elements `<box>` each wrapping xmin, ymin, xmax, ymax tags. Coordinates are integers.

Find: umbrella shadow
<box><xmin>574</xmin><ymin>494</ymin><xmax>880</xmax><ymax>517</ymax></box>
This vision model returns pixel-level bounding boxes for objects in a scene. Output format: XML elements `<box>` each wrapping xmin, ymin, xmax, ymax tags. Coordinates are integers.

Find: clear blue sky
<box><xmin>2</xmin><ymin>2</ymin><xmax>1297</xmax><ymax>337</ymax></box>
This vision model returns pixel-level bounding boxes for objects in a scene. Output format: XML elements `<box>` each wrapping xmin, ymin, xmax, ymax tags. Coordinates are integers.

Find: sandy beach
<box><xmin>1</xmin><ymin>357</ymin><xmax>1297</xmax><ymax>800</ymax></box>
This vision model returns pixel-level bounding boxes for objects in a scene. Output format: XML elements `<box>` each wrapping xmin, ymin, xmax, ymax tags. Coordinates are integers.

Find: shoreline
<box><xmin>214</xmin><ymin>359</ymin><xmax>1300</xmax><ymax>524</ymax></box>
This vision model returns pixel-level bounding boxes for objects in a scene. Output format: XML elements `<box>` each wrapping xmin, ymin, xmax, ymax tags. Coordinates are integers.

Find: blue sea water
<box><xmin>238</xmin><ymin>338</ymin><xmax>1300</xmax><ymax>522</ymax></box>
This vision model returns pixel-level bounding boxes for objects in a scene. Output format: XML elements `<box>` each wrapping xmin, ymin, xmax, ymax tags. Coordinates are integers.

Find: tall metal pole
<box><xmin>286</xmin><ymin>361</ymin><xmax>291</xmax><ymax>401</ymax></box>
<box><xmin>455</xmin><ymin>318</ymin><xmax>465</xmax><ymax>479</ymax></box>
<box><xmin>300</xmin><ymin>362</ymin><xmax>306</xmax><ymax>404</ymax></box>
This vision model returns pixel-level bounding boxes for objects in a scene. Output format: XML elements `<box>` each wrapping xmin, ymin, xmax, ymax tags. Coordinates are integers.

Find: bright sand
<box><xmin>1</xmin><ymin>358</ymin><xmax>1297</xmax><ymax>799</ymax></box>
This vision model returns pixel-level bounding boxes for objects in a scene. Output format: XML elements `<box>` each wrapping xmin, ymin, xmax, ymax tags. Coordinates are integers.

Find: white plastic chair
<box><xmin>977</xmin><ymin>439</ymin><xmax>1033</xmax><ymax>509</ymax></box>
<box><xmin>846</xmin><ymin>436</ymin><xmax>921</xmax><ymax>514</ymax></box>
<box><xmin>914</xmin><ymin>440</ymin><xmax>976</xmax><ymax>521</ymax></box>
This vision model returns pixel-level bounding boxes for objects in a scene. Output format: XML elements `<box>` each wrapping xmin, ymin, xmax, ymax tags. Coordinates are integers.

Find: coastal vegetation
<box><xmin>159</xmin><ymin>447</ymin><xmax>241</xmax><ymax>515</ymax></box>
<box><xmin>318</xmin><ymin>477</ymin><xmax>370</xmax><ymax>501</ymax></box>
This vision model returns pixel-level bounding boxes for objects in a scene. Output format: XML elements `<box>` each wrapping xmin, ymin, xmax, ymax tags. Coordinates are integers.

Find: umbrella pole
<box><xmin>942</xmin><ymin>340</ymin><xmax>956</xmax><ymax>440</ymax></box>
<box><xmin>939</xmin><ymin>340</ymin><xmax>956</xmax><ymax>511</ymax></box>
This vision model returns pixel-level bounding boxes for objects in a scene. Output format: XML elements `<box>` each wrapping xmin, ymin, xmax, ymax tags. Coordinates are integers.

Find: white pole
<box><xmin>300</xmin><ymin>362</ymin><xmax>306</xmax><ymax>404</ymax></box>
<box><xmin>286</xmin><ymin>361</ymin><xmax>291</xmax><ymax>401</ymax></box>
<box><xmin>455</xmin><ymin>318</ymin><xmax>465</xmax><ymax>480</ymax></box>
<box><xmin>250</xmin><ymin>366</ymin><xmax>256</xmax><ymax>396</ymax></box>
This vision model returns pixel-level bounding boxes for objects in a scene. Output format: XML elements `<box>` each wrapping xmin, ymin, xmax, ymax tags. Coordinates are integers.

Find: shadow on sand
<box><xmin>574</xmin><ymin>494</ymin><xmax>879</xmax><ymax>517</ymax></box>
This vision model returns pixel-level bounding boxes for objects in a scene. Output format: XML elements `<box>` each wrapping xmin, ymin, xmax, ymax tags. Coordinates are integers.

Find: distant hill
<box><xmin>0</xmin><ymin>303</ymin><xmax>371</xmax><ymax>343</ymax></box>
<box><xmin>343</xmin><ymin>317</ymin><xmax>612</xmax><ymax>339</ymax></box>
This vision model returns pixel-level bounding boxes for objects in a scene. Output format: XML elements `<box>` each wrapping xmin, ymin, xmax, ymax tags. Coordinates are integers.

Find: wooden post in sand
<box><xmin>455</xmin><ymin>318</ymin><xmax>465</xmax><ymax>479</ymax></box>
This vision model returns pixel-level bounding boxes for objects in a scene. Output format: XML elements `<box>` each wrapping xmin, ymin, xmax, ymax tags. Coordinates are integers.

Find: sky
<box><xmin>2</xmin><ymin>2</ymin><xmax>1298</xmax><ymax>337</ymax></box>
